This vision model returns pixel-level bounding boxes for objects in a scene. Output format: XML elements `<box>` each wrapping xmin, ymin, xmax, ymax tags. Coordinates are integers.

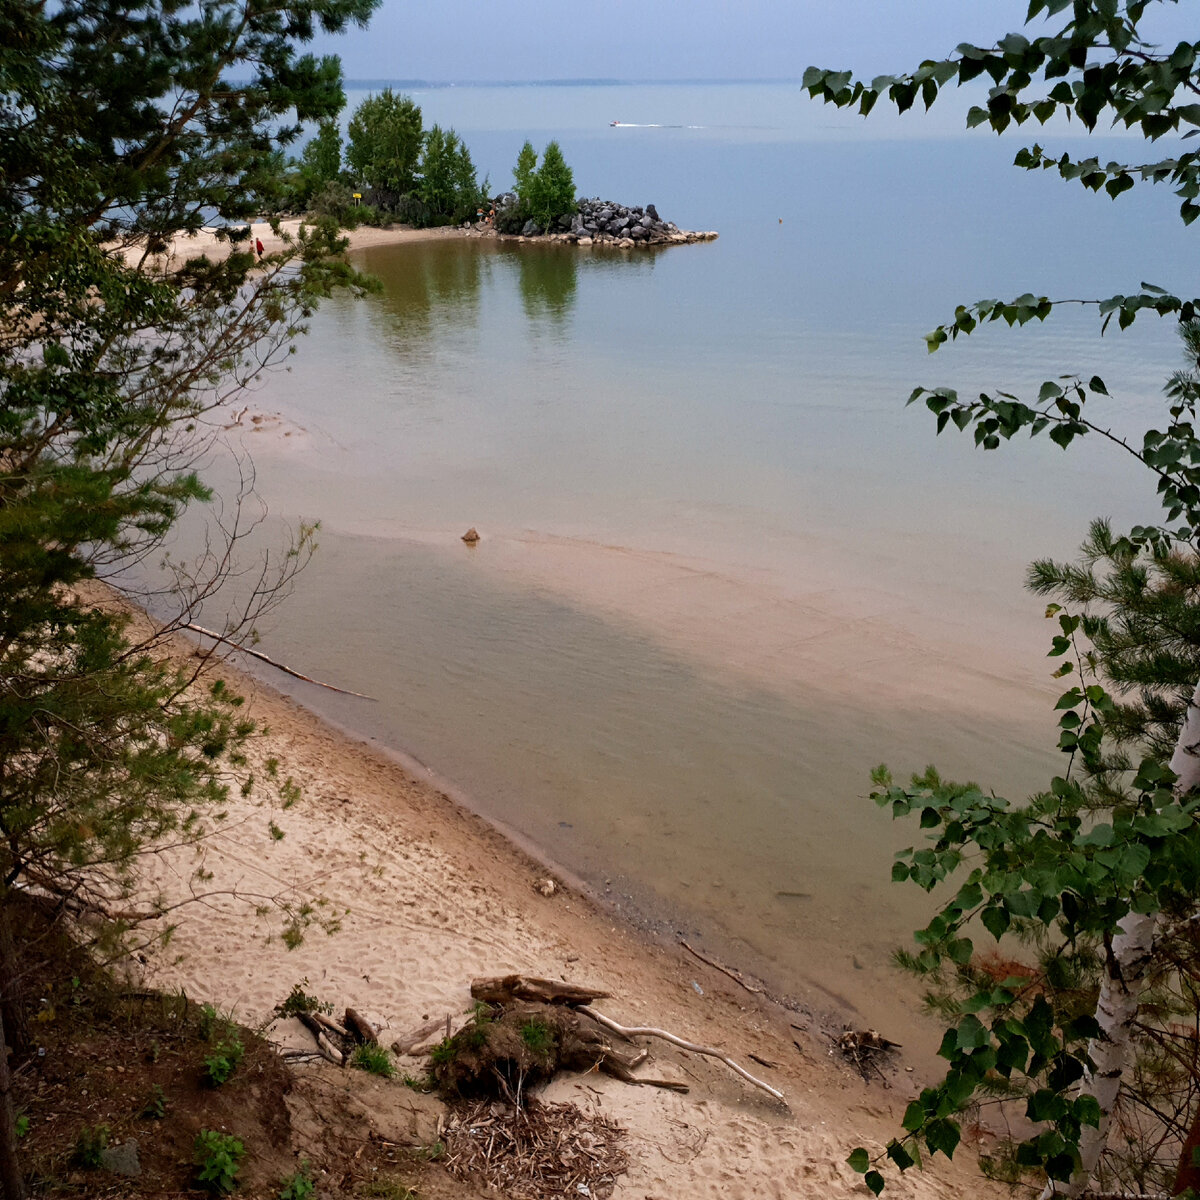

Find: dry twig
<box><xmin>582</xmin><ymin>1010</ymin><xmax>786</xmax><ymax>1104</ymax></box>
<box><xmin>680</xmin><ymin>940</ymin><xmax>764</xmax><ymax>995</ymax></box>
<box><xmin>183</xmin><ymin>622</ymin><xmax>375</xmax><ymax>698</ymax></box>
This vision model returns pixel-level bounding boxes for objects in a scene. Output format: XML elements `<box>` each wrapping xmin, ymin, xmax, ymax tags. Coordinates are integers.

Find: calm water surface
<box><xmin>183</xmin><ymin>83</ymin><xmax>1200</xmax><ymax>1053</ymax></box>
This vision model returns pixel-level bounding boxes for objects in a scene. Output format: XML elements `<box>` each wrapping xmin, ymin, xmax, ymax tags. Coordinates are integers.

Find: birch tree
<box><xmin>804</xmin><ymin>2</ymin><xmax>1200</xmax><ymax>1195</ymax></box>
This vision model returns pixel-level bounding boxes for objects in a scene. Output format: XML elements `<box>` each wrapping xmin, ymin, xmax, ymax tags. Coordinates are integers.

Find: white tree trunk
<box><xmin>1043</xmin><ymin>679</ymin><xmax>1200</xmax><ymax>1198</ymax></box>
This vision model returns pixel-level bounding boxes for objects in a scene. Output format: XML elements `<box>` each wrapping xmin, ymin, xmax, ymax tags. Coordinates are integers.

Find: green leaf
<box><xmin>981</xmin><ymin>905</ymin><xmax>1010</xmax><ymax>940</ymax></box>
<box><xmin>848</xmin><ymin>1147</ymin><xmax>871</xmax><ymax>1174</ymax></box>
<box><xmin>865</xmin><ymin>1170</ymin><xmax>886</xmax><ymax>1196</ymax></box>
<box><xmin>956</xmin><ymin>1014</ymin><xmax>989</xmax><ymax>1050</ymax></box>
<box><xmin>902</xmin><ymin>1101</ymin><xmax>926</xmax><ymax>1132</ymax></box>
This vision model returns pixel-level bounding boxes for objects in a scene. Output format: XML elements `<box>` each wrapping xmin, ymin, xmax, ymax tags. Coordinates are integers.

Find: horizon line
<box><xmin>342</xmin><ymin>76</ymin><xmax>807</xmax><ymax>89</ymax></box>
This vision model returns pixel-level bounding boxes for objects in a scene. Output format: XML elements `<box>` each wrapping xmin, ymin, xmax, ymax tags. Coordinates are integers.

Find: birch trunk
<box><xmin>1043</xmin><ymin>679</ymin><xmax>1200</xmax><ymax>1198</ymax></box>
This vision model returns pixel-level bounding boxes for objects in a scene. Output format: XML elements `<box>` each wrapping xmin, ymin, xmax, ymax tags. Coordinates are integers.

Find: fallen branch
<box><xmin>582</xmin><ymin>1010</ymin><xmax>786</xmax><ymax>1104</ymax></box>
<box><xmin>680</xmin><ymin>940</ymin><xmax>764</xmax><ymax>995</ymax></box>
<box><xmin>182</xmin><ymin>622</ymin><xmax>376</xmax><ymax>699</ymax></box>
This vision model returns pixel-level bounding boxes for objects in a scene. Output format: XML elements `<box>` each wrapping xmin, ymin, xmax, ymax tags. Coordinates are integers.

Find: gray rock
<box><xmin>100</xmin><ymin>1140</ymin><xmax>141</xmax><ymax>1178</ymax></box>
<box><xmin>646</xmin><ymin>203</ymin><xmax>660</xmax><ymax>221</ymax></box>
<box><xmin>521</xmin><ymin>219</ymin><xmax>541</xmax><ymax>236</ymax></box>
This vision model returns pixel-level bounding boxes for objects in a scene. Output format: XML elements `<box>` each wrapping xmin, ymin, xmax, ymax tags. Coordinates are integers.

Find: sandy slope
<box><xmin>135</xmin><ymin>645</ymin><xmax>1002</xmax><ymax>1200</ymax></box>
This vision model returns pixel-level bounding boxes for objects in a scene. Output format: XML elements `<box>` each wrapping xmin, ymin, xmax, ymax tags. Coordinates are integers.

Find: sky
<box><xmin>313</xmin><ymin>0</ymin><xmax>1196</xmax><ymax>84</ymax></box>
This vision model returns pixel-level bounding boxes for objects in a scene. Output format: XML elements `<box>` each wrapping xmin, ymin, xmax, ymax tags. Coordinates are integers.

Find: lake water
<box><xmin>185</xmin><ymin>82</ymin><xmax>1198</xmax><ymax>1053</ymax></box>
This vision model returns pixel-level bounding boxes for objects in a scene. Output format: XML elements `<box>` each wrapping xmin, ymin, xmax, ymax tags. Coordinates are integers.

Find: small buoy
<box><xmin>461</xmin><ymin>527</ymin><xmax>480</xmax><ymax>544</ymax></box>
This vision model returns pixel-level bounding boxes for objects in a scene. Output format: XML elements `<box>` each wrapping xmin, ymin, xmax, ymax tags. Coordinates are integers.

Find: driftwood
<box><xmin>182</xmin><ymin>622</ymin><xmax>376</xmax><ymax>699</ymax></box>
<box><xmin>600</xmin><ymin>1057</ymin><xmax>690</xmax><ymax>1092</ymax></box>
<box><xmin>312</xmin><ymin>1011</ymin><xmax>350</xmax><ymax>1040</ymax></box>
<box><xmin>296</xmin><ymin>1012</ymin><xmax>345</xmax><ymax>1066</ymax></box>
<box><xmin>470</xmin><ymin>975</ymin><xmax>610</xmax><ymax>1007</ymax></box>
<box><xmin>680</xmin><ymin>940</ymin><xmax>764</xmax><ymax>996</ymax></box>
<box><xmin>392</xmin><ymin>1017</ymin><xmax>447</xmax><ymax>1056</ymax></box>
<box><xmin>582</xmin><ymin>1009</ymin><xmax>785</xmax><ymax>1104</ymax></box>
<box><xmin>344</xmin><ymin>1007</ymin><xmax>379</xmax><ymax>1046</ymax></box>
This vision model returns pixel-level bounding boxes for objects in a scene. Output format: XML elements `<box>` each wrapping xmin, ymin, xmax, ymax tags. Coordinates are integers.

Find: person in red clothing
<box><xmin>255</xmin><ymin>236</ymin><xmax>264</xmax><ymax>260</ymax></box>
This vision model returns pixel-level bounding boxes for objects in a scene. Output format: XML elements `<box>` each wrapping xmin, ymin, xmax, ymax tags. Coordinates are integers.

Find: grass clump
<box><xmin>519</xmin><ymin>1017</ymin><xmax>554</xmax><ymax>1055</ymax></box>
<box><xmin>350</xmin><ymin>1042</ymin><xmax>395</xmax><ymax>1078</ymax></box>
<box><xmin>357</xmin><ymin>1177</ymin><xmax>417</xmax><ymax>1199</ymax></box>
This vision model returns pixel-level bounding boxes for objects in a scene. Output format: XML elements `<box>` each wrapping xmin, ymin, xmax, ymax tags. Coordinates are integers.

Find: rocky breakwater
<box><xmin>465</xmin><ymin>194</ymin><xmax>718</xmax><ymax>248</ymax></box>
<box><xmin>565</xmin><ymin>198</ymin><xmax>718</xmax><ymax>247</ymax></box>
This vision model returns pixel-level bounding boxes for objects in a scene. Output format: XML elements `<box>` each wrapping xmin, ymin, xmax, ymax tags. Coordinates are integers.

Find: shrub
<box><xmin>140</xmin><ymin>1084</ymin><xmax>167</xmax><ymax>1119</ymax></box>
<box><xmin>274</xmin><ymin>981</ymin><xmax>332</xmax><ymax>1020</ymax></box>
<box><xmin>204</xmin><ymin>1035</ymin><xmax>244</xmax><ymax>1086</ymax></box>
<box><xmin>309</xmin><ymin>180</ymin><xmax>355</xmax><ymax>220</ymax></box>
<box><xmin>279</xmin><ymin>1163</ymin><xmax>315</xmax><ymax>1200</ymax></box>
<box><xmin>194</xmin><ymin>1129</ymin><xmax>245</xmax><ymax>1194</ymax></box>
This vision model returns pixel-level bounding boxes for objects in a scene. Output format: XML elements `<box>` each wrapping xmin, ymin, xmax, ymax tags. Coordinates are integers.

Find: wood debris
<box><xmin>836</xmin><ymin>1028</ymin><xmax>901</xmax><ymax>1082</ymax></box>
<box><xmin>443</xmin><ymin>1097</ymin><xmax>629</xmax><ymax>1199</ymax></box>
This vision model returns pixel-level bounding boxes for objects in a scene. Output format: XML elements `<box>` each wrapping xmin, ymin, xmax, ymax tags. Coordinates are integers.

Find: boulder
<box><xmin>521</xmin><ymin>219</ymin><xmax>541</xmax><ymax>236</ymax></box>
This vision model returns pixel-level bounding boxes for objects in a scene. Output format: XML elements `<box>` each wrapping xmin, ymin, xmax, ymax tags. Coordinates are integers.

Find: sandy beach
<box><xmin>127</xmin><ymin>626</ymin><xmax>1003</xmax><ymax>1200</ymax></box>
<box><xmin>106</xmin><ymin>212</ymin><xmax>1010</xmax><ymax>1196</ymax></box>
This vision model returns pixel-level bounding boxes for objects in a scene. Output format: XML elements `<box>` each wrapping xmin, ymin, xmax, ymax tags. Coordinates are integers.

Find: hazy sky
<box><xmin>315</xmin><ymin>0</ymin><xmax>1194</xmax><ymax>83</ymax></box>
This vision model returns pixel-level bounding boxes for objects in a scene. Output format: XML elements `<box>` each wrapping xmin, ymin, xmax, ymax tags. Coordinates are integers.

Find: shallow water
<box><xmin>169</xmin><ymin>82</ymin><xmax>1200</xmax><ymax>1052</ymax></box>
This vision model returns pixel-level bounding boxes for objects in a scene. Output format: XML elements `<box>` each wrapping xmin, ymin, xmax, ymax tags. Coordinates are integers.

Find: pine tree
<box><xmin>0</xmin><ymin>0</ymin><xmax>378</xmax><ymax>1192</ymax></box>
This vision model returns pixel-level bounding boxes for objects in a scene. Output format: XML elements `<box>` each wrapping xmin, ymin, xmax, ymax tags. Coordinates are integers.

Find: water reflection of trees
<box><xmin>361</xmin><ymin>240</ymin><xmax>491</xmax><ymax>353</ymax></box>
<box><xmin>513</xmin><ymin>245</ymin><xmax>577</xmax><ymax>325</ymax></box>
<box><xmin>359</xmin><ymin>237</ymin><xmax>667</xmax><ymax>347</ymax></box>
<box><xmin>508</xmin><ymin>241</ymin><xmax>660</xmax><ymax>329</ymax></box>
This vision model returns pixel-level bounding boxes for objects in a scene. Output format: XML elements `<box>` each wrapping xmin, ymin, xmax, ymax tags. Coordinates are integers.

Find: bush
<box><xmin>72</xmin><ymin>1124</ymin><xmax>109</xmax><ymax>1168</ymax></box>
<box><xmin>273</xmin><ymin>981</ymin><xmax>332</xmax><ymax>1020</ymax></box>
<box><xmin>309</xmin><ymin>180</ymin><xmax>356</xmax><ymax>220</ymax></box>
<box><xmin>194</xmin><ymin>1130</ymin><xmax>245</xmax><ymax>1195</ymax></box>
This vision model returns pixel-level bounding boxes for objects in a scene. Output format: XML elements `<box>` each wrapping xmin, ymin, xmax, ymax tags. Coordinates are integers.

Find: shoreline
<box><xmin>157</xmin><ymin>214</ymin><xmax>716</xmax><ymax>264</ymax></box>
<box><xmin>226</xmin><ymin>645</ymin><xmax>872</xmax><ymax>1027</ymax></box>
<box><xmin>135</xmin><ymin>612</ymin><xmax>1004</xmax><ymax>1198</ymax></box>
